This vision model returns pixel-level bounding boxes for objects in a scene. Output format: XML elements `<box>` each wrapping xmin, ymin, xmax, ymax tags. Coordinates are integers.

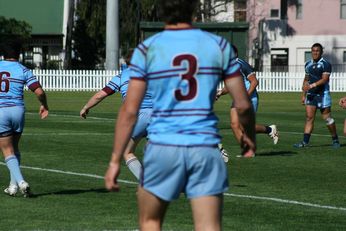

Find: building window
<box><xmin>271</xmin><ymin>48</ymin><xmax>289</xmax><ymax>72</ymax></box>
<box><xmin>342</xmin><ymin>0</ymin><xmax>346</xmax><ymax>19</ymax></box>
<box><xmin>343</xmin><ymin>51</ymin><xmax>346</xmax><ymax>62</ymax></box>
<box><xmin>234</xmin><ymin>0</ymin><xmax>247</xmax><ymax>22</ymax></box>
<box><xmin>304</xmin><ymin>51</ymin><xmax>311</xmax><ymax>62</ymax></box>
<box><xmin>270</xmin><ymin>9</ymin><xmax>280</xmax><ymax>18</ymax></box>
<box><xmin>296</xmin><ymin>0</ymin><xmax>303</xmax><ymax>19</ymax></box>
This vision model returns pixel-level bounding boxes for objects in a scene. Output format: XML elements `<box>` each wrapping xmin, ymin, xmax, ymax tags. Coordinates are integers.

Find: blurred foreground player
<box><xmin>105</xmin><ymin>0</ymin><xmax>256</xmax><ymax>230</ymax></box>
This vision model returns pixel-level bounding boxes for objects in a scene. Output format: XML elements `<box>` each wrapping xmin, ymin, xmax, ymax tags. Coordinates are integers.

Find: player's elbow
<box><xmin>234</xmin><ymin>100</ymin><xmax>252</xmax><ymax>115</ymax></box>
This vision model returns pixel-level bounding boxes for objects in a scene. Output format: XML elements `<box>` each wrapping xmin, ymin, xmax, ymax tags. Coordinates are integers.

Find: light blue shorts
<box><xmin>141</xmin><ymin>143</ymin><xmax>229</xmax><ymax>201</ymax></box>
<box><xmin>305</xmin><ymin>93</ymin><xmax>331</xmax><ymax>109</ymax></box>
<box><xmin>131</xmin><ymin>108</ymin><xmax>152</xmax><ymax>141</ymax></box>
<box><xmin>0</xmin><ymin>106</ymin><xmax>25</xmax><ymax>137</ymax></box>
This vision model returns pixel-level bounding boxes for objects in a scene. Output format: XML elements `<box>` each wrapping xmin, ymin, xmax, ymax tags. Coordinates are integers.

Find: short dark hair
<box><xmin>311</xmin><ymin>43</ymin><xmax>323</xmax><ymax>53</ymax></box>
<box><xmin>0</xmin><ymin>36</ymin><xmax>22</xmax><ymax>59</ymax></box>
<box><xmin>158</xmin><ymin>0</ymin><xmax>199</xmax><ymax>24</ymax></box>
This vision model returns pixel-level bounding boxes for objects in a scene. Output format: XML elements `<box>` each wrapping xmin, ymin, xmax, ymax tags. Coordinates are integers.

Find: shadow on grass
<box><xmin>29</xmin><ymin>185</ymin><xmax>138</xmax><ymax>198</ymax></box>
<box><xmin>256</xmin><ymin>150</ymin><xmax>297</xmax><ymax>157</ymax></box>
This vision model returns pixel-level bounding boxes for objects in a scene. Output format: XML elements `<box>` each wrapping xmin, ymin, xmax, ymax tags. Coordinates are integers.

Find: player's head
<box><xmin>311</xmin><ymin>43</ymin><xmax>323</xmax><ymax>61</ymax></box>
<box><xmin>1</xmin><ymin>37</ymin><xmax>22</xmax><ymax>60</ymax></box>
<box><xmin>231</xmin><ymin>44</ymin><xmax>239</xmax><ymax>58</ymax></box>
<box><xmin>157</xmin><ymin>0</ymin><xmax>199</xmax><ymax>24</ymax></box>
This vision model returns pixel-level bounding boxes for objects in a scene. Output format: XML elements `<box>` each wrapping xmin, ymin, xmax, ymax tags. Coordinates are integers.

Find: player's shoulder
<box><xmin>200</xmin><ymin>30</ymin><xmax>229</xmax><ymax>48</ymax></box>
<box><xmin>320</xmin><ymin>57</ymin><xmax>331</xmax><ymax>65</ymax></box>
<box><xmin>304</xmin><ymin>59</ymin><xmax>312</xmax><ymax>67</ymax></box>
<box><xmin>0</xmin><ymin>61</ymin><xmax>31</xmax><ymax>74</ymax></box>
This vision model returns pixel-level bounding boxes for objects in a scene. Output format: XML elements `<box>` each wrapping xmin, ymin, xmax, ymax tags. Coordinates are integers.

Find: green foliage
<box><xmin>0</xmin><ymin>16</ymin><xmax>32</xmax><ymax>39</ymax></box>
<box><xmin>72</xmin><ymin>0</ymin><xmax>106</xmax><ymax>69</ymax></box>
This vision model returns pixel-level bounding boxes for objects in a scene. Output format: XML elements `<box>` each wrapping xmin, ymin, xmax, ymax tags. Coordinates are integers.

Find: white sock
<box><xmin>125</xmin><ymin>157</ymin><xmax>142</xmax><ymax>181</ymax></box>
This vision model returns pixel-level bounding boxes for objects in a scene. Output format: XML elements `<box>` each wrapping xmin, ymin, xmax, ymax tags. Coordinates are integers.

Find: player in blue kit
<box><xmin>80</xmin><ymin>50</ymin><xmax>152</xmax><ymax>180</ymax></box>
<box><xmin>104</xmin><ymin>1</ymin><xmax>256</xmax><ymax>230</ymax></box>
<box><xmin>216</xmin><ymin>45</ymin><xmax>278</xmax><ymax>158</ymax></box>
<box><xmin>0</xmin><ymin>38</ymin><xmax>49</xmax><ymax>197</ymax></box>
<box><xmin>293</xmin><ymin>43</ymin><xmax>340</xmax><ymax>148</ymax></box>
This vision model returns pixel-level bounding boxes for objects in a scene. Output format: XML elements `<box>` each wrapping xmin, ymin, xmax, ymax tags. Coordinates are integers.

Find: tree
<box><xmin>0</xmin><ymin>16</ymin><xmax>32</xmax><ymax>39</ymax></box>
<box><xmin>72</xmin><ymin>0</ymin><xmax>106</xmax><ymax>69</ymax></box>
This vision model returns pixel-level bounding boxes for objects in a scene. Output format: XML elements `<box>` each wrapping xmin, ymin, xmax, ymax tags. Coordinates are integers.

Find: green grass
<box><xmin>1</xmin><ymin>92</ymin><xmax>346</xmax><ymax>230</ymax></box>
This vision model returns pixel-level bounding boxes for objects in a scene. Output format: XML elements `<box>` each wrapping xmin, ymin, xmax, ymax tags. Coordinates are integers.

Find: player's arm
<box><xmin>224</xmin><ymin>76</ymin><xmax>256</xmax><ymax>154</ymax></box>
<box><xmin>105</xmin><ymin>79</ymin><xmax>146</xmax><ymax>191</ymax></box>
<box><xmin>247</xmin><ymin>73</ymin><xmax>258</xmax><ymax>96</ymax></box>
<box><xmin>301</xmin><ymin>74</ymin><xmax>309</xmax><ymax>105</ymax></box>
<box><xmin>80</xmin><ymin>90</ymin><xmax>109</xmax><ymax>119</ymax></box>
<box><xmin>339</xmin><ymin>97</ymin><xmax>346</xmax><ymax>109</ymax></box>
<box><xmin>304</xmin><ymin>73</ymin><xmax>330</xmax><ymax>90</ymax></box>
<box><xmin>215</xmin><ymin>87</ymin><xmax>228</xmax><ymax>100</ymax></box>
<box><xmin>33</xmin><ymin>87</ymin><xmax>49</xmax><ymax>119</ymax></box>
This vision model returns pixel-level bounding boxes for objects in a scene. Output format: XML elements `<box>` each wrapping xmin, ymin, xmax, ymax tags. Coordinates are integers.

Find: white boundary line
<box><xmin>1</xmin><ymin>163</ymin><xmax>345</xmax><ymax>212</ymax></box>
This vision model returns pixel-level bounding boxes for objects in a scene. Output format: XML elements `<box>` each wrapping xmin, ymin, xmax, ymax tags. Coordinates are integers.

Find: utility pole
<box><xmin>106</xmin><ymin>0</ymin><xmax>119</xmax><ymax>70</ymax></box>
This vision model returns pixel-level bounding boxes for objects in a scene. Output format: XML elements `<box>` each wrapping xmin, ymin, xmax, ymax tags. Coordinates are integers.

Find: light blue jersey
<box><xmin>0</xmin><ymin>61</ymin><xmax>41</xmax><ymax>108</ymax></box>
<box><xmin>0</xmin><ymin>61</ymin><xmax>41</xmax><ymax>135</ymax></box>
<box><xmin>102</xmin><ymin>68</ymin><xmax>152</xmax><ymax>109</ymax></box>
<box><xmin>130</xmin><ymin>28</ymin><xmax>240</xmax><ymax>146</ymax></box>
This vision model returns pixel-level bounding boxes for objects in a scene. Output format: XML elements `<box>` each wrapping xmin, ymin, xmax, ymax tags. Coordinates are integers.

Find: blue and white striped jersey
<box><xmin>130</xmin><ymin>28</ymin><xmax>240</xmax><ymax>146</ymax></box>
<box><xmin>102</xmin><ymin>67</ymin><xmax>152</xmax><ymax>109</ymax></box>
<box><xmin>0</xmin><ymin>61</ymin><xmax>41</xmax><ymax>108</ymax></box>
<box><xmin>305</xmin><ymin>57</ymin><xmax>331</xmax><ymax>95</ymax></box>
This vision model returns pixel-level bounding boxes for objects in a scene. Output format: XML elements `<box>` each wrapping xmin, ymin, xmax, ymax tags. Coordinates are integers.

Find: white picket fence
<box><xmin>32</xmin><ymin>70</ymin><xmax>346</xmax><ymax>92</ymax></box>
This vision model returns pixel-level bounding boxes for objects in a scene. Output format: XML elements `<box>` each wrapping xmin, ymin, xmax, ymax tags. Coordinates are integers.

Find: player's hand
<box><xmin>215</xmin><ymin>90</ymin><xmax>223</xmax><ymax>101</ymax></box>
<box><xmin>301</xmin><ymin>95</ymin><xmax>306</xmax><ymax>105</ymax></box>
<box><xmin>104</xmin><ymin>162</ymin><xmax>121</xmax><ymax>192</ymax></box>
<box><xmin>339</xmin><ymin>97</ymin><xmax>346</xmax><ymax>109</ymax></box>
<box><xmin>80</xmin><ymin>107</ymin><xmax>89</xmax><ymax>119</ymax></box>
<box><xmin>39</xmin><ymin>105</ymin><xmax>49</xmax><ymax>119</ymax></box>
<box><xmin>240</xmin><ymin>134</ymin><xmax>256</xmax><ymax>157</ymax></box>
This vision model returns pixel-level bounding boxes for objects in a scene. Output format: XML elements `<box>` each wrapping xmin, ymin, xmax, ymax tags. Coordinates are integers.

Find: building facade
<box><xmin>0</xmin><ymin>0</ymin><xmax>71</xmax><ymax>69</ymax></box>
<box><xmin>247</xmin><ymin>0</ymin><xmax>346</xmax><ymax>72</ymax></box>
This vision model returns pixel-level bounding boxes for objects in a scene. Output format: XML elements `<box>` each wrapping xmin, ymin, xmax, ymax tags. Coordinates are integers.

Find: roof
<box><xmin>0</xmin><ymin>0</ymin><xmax>64</xmax><ymax>35</ymax></box>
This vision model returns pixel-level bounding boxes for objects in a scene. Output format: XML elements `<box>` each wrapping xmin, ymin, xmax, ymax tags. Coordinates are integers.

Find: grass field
<box><xmin>0</xmin><ymin>91</ymin><xmax>346</xmax><ymax>231</ymax></box>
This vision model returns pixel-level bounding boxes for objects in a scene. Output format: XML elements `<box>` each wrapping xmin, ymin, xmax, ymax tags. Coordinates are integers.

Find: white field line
<box><xmin>26</xmin><ymin>112</ymin><xmax>346</xmax><ymax>139</ymax></box>
<box><xmin>0</xmin><ymin>162</ymin><xmax>345</xmax><ymax>212</ymax></box>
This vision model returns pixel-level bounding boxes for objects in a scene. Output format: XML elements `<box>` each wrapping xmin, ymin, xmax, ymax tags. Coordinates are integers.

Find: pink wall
<box><xmin>287</xmin><ymin>0</ymin><xmax>346</xmax><ymax>35</ymax></box>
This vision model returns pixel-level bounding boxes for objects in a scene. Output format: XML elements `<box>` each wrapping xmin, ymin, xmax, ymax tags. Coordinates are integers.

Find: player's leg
<box><xmin>294</xmin><ymin>105</ymin><xmax>316</xmax><ymax>147</ymax></box>
<box><xmin>320</xmin><ymin>107</ymin><xmax>340</xmax><ymax>148</ymax></box>
<box><xmin>123</xmin><ymin>138</ymin><xmax>142</xmax><ymax>180</ymax></box>
<box><xmin>139</xmin><ymin>143</ymin><xmax>186</xmax><ymax>229</ymax></box>
<box><xmin>230</xmin><ymin>107</ymin><xmax>243</xmax><ymax>143</ymax></box>
<box><xmin>124</xmin><ymin>108</ymin><xmax>152</xmax><ymax>180</ymax></box>
<box><xmin>0</xmin><ymin>135</ymin><xmax>28</xmax><ymax>195</ymax></box>
<box><xmin>255</xmin><ymin>124</ymin><xmax>279</xmax><ymax>144</ymax></box>
<box><xmin>2</xmin><ymin>106</ymin><xmax>31</xmax><ymax>196</ymax></box>
<box><xmin>186</xmin><ymin>146</ymin><xmax>228</xmax><ymax>229</ymax></box>
<box><xmin>137</xmin><ymin>186</ymin><xmax>169</xmax><ymax>231</ymax></box>
<box><xmin>190</xmin><ymin>195</ymin><xmax>223</xmax><ymax>231</ymax></box>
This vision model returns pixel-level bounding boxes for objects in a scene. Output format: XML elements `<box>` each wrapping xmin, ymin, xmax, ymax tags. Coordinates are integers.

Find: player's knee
<box><xmin>305</xmin><ymin>115</ymin><xmax>314</xmax><ymax>122</ymax></box>
<box><xmin>325</xmin><ymin>117</ymin><xmax>335</xmax><ymax>125</ymax></box>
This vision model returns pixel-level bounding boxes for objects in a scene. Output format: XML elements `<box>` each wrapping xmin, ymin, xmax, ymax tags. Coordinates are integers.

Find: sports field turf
<box><xmin>0</xmin><ymin>91</ymin><xmax>345</xmax><ymax>230</ymax></box>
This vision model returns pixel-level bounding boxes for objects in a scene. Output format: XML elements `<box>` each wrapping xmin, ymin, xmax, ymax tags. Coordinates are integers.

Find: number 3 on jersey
<box><xmin>173</xmin><ymin>54</ymin><xmax>197</xmax><ymax>101</ymax></box>
<box><xmin>0</xmin><ymin>72</ymin><xmax>10</xmax><ymax>93</ymax></box>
